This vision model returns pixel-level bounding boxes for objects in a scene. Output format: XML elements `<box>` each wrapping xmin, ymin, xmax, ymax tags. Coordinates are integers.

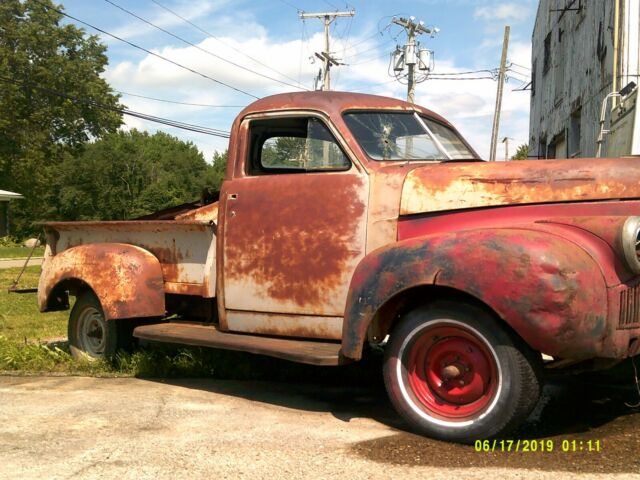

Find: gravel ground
<box><xmin>0</xmin><ymin>375</ymin><xmax>638</xmax><ymax>480</ymax></box>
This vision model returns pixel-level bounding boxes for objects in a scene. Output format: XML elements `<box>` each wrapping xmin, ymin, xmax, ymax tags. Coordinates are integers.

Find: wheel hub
<box><xmin>405</xmin><ymin>324</ymin><xmax>498</xmax><ymax>420</ymax></box>
<box><xmin>78</xmin><ymin>308</ymin><xmax>106</xmax><ymax>356</ymax></box>
<box><xmin>425</xmin><ymin>337</ymin><xmax>492</xmax><ymax>405</ymax></box>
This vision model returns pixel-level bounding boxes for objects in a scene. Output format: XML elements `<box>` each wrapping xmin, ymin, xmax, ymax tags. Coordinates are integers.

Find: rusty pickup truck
<box><xmin>38</xmin><ymin>92</ymin><xmax>640</xmax><ymax>443</ymax></box>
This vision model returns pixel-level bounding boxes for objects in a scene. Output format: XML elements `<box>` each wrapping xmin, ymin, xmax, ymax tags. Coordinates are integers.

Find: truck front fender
<box><xmin>38</xmin><ymin>243</ymin><xmax>165</xmax><ymax>320</ymax></box>
<box><xmin>341</xmin><ymin>228</ymin><xmax>608</xmax><ymax>360</ymax></box>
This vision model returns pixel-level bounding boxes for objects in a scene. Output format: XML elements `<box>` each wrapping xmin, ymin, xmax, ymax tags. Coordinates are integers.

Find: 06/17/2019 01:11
<box><xmin>474</xmin><ymin>439</ymin><xmax>602</xmax><ymax>453</ymax></box>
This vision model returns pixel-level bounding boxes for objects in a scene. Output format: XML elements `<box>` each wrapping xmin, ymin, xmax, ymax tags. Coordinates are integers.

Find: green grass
<box><xmin>0</xmin><ymin>246</ymin><xmax>45</xmax><ymax>259</ymax></box>
<box><xmin>0</xmin><ymin>267</ymin><xmax>67</xmax><ymax>341</ymax></box>
<box><xmin>0</xmin><ymin>266</ymin><xmax>382</xmax><ymax>384</ymax></box>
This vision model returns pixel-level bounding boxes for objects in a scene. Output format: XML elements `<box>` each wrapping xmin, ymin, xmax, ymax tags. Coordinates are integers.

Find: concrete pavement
<box><xmin>0</xmin><ymin>375</ymin><xmax>639</xmax><ymax>480</ymax></box>
<box><xmin>0</xmin><ymin>257</ymin><xmax>43</xmax><ymax>269</ymax></box>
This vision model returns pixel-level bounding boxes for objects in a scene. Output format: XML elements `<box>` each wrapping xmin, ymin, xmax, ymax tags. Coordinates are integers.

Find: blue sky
<box><xmin>59</xmin><ymin>0</ymin><xmax>538</xmax><ymax>159</ymax></box>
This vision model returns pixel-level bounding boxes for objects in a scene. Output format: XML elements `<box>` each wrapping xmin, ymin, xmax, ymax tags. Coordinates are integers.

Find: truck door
<box><xmin>220</xmin><ymin>114</ymin><xmax>368</xmax><ymax>340</ymax></box>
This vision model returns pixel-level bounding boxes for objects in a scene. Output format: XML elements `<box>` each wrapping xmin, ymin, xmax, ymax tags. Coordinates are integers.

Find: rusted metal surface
<box><xmin>342</xmin><ymin>228</ymin><xmax>612</xmax><ymax>361</ymax></box>
<box><xmin>365</xmin><ymin>165</ymin><xmax>412</xmax><ymax>252</ymax></box>
<box><xmin>398</xmin><ymin>202</ymin><xmax>640</xmax><ymax>286</ymax></box>
<box><xmin>44</xmin><ymin>221</ymin><xmax>216</xmax><ymax>297</ymax></box>
<box><xmin>226</xmin><ymin>310</ymin><xmax>343</xmax><ymax>340</ymax></box>
<box><xmin>618</xmin><ymin>283</ymin><xmax>640</xmax><ymax>328</ymax></box>
<box><xmin>38</xmin><ymin>243</ymin><xmax>165</xmax><ymax>320</ymax></box>
<box><xmin>220</xmin><ymin>172</ymin><xmax>367</xmax><ymax>317</ymax></box>
<box><xmin>400</xmin><ymin>157</ymin><xmax>640</xmax><ymax>215</ymax></box>
<box><xmin>175</xmin><ymin>201</ymin><xmax>219</xmax><ymax>224</ymax></box>
<box><xmin>133</xmin><ymin>321</ymin><xmax>345</xmax><ymax>366</ymax></box>
<box><xmin>36</xmin><ymin>91</ymin><xmax>640</xmax><ymax>365</ymax></box>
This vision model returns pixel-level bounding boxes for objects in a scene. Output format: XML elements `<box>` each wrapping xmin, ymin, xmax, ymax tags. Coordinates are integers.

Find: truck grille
<box><xmin>619</xmin><ymin>284</ymin><xmax>640</xmax><ymax>328</ymax></box>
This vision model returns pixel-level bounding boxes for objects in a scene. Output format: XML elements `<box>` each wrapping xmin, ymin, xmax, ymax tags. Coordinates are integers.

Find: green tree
<box><xmin>55</xmin><ymin>130</ymin><xmax>218</xmax><ymax>220</ymax></box>
<box><xmin>511</xmin><ymin>143</ymin><xmax>529</xmax><ymax>160</ymax></box>
<box><xmin>210</xmin><ymin>150</ymin><xmax>228</xmax><ymax>190</ymax></box>
<box><xmin>0</xmin><ymin>0</ymin><xmax>122</xmax><ymax>235</ymax></box>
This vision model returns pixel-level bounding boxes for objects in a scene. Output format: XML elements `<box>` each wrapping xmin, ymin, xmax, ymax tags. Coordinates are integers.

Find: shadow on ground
<box><xmin>148</xmin><ymin>348</ymin><xmax>640</xmax><ymax>474</ymax></box>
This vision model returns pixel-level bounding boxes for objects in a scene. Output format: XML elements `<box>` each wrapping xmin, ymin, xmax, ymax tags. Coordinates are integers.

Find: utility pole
<box><xmin>489</xmin><ymin>26</ymin><xmax>510</xmax><ymax>161</ymax></box>
<box><xmin>391</xmin><ymin>17</ymin><xmax>438</xmax><ymax>103</ymax></box>
<box><xmin>299</xmin><ymin>9</ymin><xmax>355</xmax><ymax>91</ymax></box>
<box><xmin>501</xmin><ymin>136</ymin><xmax>512</xmax><ymax>160</ymax></box>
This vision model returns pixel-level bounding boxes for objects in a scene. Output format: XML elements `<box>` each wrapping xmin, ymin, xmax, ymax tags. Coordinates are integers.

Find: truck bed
<box><xmin>44</xmin><ymin>219</ymin><xmax>217</xmax><ymax>297</ymax></box>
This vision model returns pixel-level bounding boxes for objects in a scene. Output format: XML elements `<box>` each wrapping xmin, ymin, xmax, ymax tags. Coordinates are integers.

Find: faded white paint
<box><xmin>49</xmin><ymin>222</ymin><xmax>216</xmax><ymax>297</ymax></box>
<box><xmin>226</xmin><ymin>310</ymin><xmax>343</xmax><ymax>340</ymax></box>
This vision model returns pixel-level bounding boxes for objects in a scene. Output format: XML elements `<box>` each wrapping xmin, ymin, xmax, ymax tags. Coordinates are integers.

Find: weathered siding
<box><xmin>529</xmin><ymin>0</ymin><xmax>638</xmax><ymax>159</ymax></box>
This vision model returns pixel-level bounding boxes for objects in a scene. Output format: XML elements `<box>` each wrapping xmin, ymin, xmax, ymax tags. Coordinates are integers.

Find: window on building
<box><xmin>548</xmin><ymin>132</ymin><xmax>567</xmax><ymax>159</ymax></box>
<box><xmin>568</xmin><ymin>108</ymin><xmax>582</xmax><ymax>158</ymax></box>
<box><xmin>554</xmin><ymin>28</ymin><xmax>565</xmax><ymax>104</ymax></box>
<box><xmin>543</xmin><ymin>32</ymin><xmax>551</xmax><ymax>74</ymax></box>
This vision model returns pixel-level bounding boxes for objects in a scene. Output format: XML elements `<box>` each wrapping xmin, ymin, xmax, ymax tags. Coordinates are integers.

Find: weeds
<box><xmin>1</xmin><ymin>266</ymin><xmax>382</xmax><ymax>385</ymax></box>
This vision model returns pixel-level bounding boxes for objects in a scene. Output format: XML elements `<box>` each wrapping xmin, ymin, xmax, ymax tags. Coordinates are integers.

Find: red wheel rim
<box><xmin>404</xmin><ymin>323</ymin><xmax>499</xmax><ymax>421</ymax></box>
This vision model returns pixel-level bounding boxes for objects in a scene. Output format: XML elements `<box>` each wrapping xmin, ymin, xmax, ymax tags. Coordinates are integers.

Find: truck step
<box><xmin>133</xmin><ymin>322</ymin><xmax>345</xmax><ymax>366</ymax></box>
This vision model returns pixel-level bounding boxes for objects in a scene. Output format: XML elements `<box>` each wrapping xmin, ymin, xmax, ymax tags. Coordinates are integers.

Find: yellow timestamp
<box><xmin>474</xmin><ymin>439</ymin><xmax>602</xmax><ymax>453</ymax></box>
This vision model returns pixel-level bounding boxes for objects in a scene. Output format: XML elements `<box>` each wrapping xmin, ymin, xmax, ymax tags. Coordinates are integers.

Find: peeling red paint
<box><xmin>342</xmin><ymin>228</ymin><xmax>612</xmax><ymax>361</ymax></box>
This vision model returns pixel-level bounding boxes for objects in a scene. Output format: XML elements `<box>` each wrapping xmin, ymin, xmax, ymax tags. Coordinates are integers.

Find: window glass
<box><xmin>343</xmin><ymin>112</ymin><xmax>446</xmax><ymax>161</ymax></box>
<box><xmin>421</xmin><ymin>118</ymin><xmax>476</xmax><ymax>159</ymax></box>
<box><xmin>259</xmin><ymin>118</ymin><xmax>349</xmax><ymax>171</ymax></box>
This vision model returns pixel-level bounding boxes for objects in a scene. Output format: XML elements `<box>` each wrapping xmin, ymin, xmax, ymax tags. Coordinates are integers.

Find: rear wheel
<box><xmin>68</xmin><ymin>291</ymin><xmax>123</xmax><ymax>360</ymax></box>
<box><xmin>383</xmin><ymin>302</ymin><xmax>541</xmax><ymax>443</ymax></box>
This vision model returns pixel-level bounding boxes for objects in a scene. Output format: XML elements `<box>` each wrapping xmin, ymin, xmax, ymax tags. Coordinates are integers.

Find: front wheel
<box><xmin>383</xmin><ymin>302</ymin><xmax>541</xmax><ymax>443</ymax></box>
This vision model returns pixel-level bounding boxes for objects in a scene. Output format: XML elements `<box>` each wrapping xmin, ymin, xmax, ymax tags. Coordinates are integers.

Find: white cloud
<box><xmin>106</xmin><ymin>0</ymin><xmax>224</xmax><ymax>41</ymax></box>
<box><xmin>474</xmin><ymin>3</ymin><xmax>532</xmax><ymax>23</ymax></box>
<box><xmin>104</xmin><ymin>24</ymin><xmax>531</xmax><ymax>160</ymax></box>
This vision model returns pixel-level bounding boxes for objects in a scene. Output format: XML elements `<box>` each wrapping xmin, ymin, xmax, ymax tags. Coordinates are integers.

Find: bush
<box><xmin>0</xmin><ymin>236</ymin><xmax>21</xmax><ymax>248</ymax></box>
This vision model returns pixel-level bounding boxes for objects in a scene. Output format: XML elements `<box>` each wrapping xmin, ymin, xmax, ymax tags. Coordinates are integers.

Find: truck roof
<box><xmin>237</xmin><ymin>91</ymin><xmax>453</xmax><ymax>127</ymax></box>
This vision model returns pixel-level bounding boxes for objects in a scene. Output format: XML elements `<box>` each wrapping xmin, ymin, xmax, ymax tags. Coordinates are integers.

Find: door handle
<box><xmin>228</xmin><ymin>193</ymin><xmax>238</xmax><ymax>200</ymax></box>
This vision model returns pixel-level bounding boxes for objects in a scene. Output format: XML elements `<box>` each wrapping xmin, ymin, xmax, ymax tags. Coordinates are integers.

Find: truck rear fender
<box><xmin>341</xmin><ymin>228</ymin><xmax>608</xmax><ymax>360</ymax></box>
<box><xmin>38</xmin><ymin>243</ymin><xmax>165</xmax><ymax>320</ymax></box>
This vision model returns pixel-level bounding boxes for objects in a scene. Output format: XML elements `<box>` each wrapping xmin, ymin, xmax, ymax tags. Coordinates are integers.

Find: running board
<box><xmin>133</xmin><ymin>322</ymin><xmax>345</xmax><ymax>366</ymax></box>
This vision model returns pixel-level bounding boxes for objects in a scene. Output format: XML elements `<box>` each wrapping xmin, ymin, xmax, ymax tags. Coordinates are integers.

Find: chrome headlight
<box><xmin>621</xmin><ymin>216</ymin><xmax>640</xmax><ymax>274</ymax></box>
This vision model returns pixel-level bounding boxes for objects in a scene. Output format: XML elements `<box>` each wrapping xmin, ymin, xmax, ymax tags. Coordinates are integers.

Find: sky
<box><xmin>59</xmin><ymin>0</ymin><xmax>538</xmax><ymax>161</ymax></box>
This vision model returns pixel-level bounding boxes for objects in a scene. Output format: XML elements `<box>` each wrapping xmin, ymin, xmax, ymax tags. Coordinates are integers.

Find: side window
<box><xmin>248</xmin><ymin>116</ymin><xmax>350</xmax><ymax>174</ymax></box>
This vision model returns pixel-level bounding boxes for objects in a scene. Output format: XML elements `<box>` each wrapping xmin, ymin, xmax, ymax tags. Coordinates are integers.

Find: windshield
<box><xmin>343</xmin><ymin>111</ymin><xmax>475</xmax><ymax>161</ymax></box>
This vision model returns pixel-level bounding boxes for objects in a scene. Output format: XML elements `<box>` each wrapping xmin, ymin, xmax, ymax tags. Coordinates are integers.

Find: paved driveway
<box><xmin>0</xmin><ymin>375</ymin><xmax>639</xmax><ymax>479</ymax></box>
<box><xmin>0</xmin><ymin>258</ymin><xmax>43</xmax><ymax>269</ymax></box>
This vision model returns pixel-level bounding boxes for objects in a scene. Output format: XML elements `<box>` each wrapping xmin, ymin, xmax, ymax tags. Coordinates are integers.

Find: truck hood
<box><xmin>400</xmin><ymin>157</ymin><xmax>640</xmax><ymax>215</ymax></box>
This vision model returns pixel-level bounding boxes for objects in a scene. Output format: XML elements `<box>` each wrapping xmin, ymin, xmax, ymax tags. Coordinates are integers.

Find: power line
<box><xmin>426</xmin><ymin>76</ymin><xmax>495</xmax><ymax>81</ymax></box>
<box><xmin>509</xmin><ymin>61</ymin><xmax>531</xmax><ymax>71</ymax></box>
<box><xmin>0</xmin><ymin>76</ymin><xmax>231</xmax><ymax>138</ymax></box>
<box><xmin>340</xmin><ymin>26</ymin><xmax>390</xmax><ymax>54</ymax></box>
<box><xmin>149</xmin><ymin>0</ymin><xmax>307</xmax><ymax>90</ymax></box>
<box><xmin>32</xmin><ymin>0</ymin><xmax>259</xmax><ymax>99</ymax></box>
<box><xmin>116</xmin><ymin>90</ymin><xmax>247</xmax><ymax>108</ymax></box>
<box><xmin>104</xmin><ymin>0</ymin><xmax>307</xmax><ymax>92</ymax></box>
<box><xmin>429</xmin><ymin>69</ymin><xmax>497</xmax><ymax>76</ymax></box>
<box><xmin>277</xmin><ymin>0</ymin><xmax>302</xmax><ymax>11</ymax></box>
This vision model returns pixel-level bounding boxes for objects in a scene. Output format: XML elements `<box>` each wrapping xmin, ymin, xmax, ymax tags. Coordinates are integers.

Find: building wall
<box><xmin>529</xmin><ymin>0</ymin><xmax>626</xmax><ymax>159</ymax></box>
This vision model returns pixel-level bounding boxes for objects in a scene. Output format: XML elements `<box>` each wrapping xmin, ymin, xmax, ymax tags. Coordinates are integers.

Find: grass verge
<box><xmin>0</xmin><ymin>246</ymin><xmax>45</xmax><ymax>259</ymax></box>
<box><xmin>0</xmin><ymin>266</ymin><xmax>382</xmax><ymax>385</ymax></box>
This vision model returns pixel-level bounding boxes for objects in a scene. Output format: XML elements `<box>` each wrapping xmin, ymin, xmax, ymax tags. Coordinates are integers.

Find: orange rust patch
<box><xmin>223</xmin><ymin>173</ymin><xmax>366</xmax><ymax>312</ymax></box>
<box><xmin>38</xmin><ymin>243</ymin><xmax>165</xmax><ymax>320</ymax></box>
<box><xmin>400</xmin><ymin>157</ymin><xmax>640</xmax><ymax>215</ymax></box>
